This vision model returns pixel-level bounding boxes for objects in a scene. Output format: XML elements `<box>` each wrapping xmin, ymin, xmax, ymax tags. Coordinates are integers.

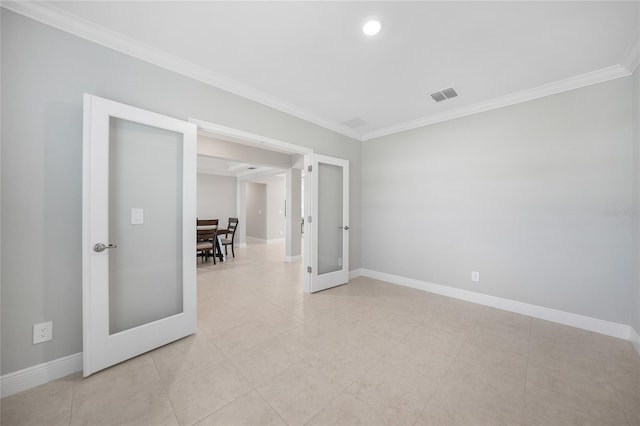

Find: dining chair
<box><xmin>196</xmin><ymin>219</ymin><xmax>219</xmax><ymax>263</ymax></box>
<box><xmin>220</xmin><ymin>217</ymin><xmax>239</xmax><ymax>258</ymax></box>
<box><xmin>196</xmin><ymin>241</ymin><xmax>214</xmax><ymax>263</ymax></box>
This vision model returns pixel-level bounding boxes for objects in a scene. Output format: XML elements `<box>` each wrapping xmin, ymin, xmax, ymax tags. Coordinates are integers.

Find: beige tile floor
<box><xmin>2</xmin><ymin>241</ymin><xmax>639</xmax><ymax>426</ymax></box>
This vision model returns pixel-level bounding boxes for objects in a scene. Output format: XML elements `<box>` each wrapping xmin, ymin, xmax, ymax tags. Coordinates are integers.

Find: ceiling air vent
<box><xmin>430</xmin><ymin>87</ymin><xmax>459</xmax><ymax>102</ymax></box>
<box><xmin>442</xmin><ymin>88</ymin><xmax>458</xmax><ymax>99</ymax></box>
<box><xmin>430</xmin><ymin>91</ymin><xmax>447</xmax><ymax>102</ymax></box>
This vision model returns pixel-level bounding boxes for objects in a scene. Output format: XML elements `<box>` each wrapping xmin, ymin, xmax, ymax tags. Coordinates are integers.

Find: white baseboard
<box><xmin>631</xmin><ymin>327</ymin><xmax>640</xmax><ymax>355</ymax></box>
<box><xmin>285</xmin><ymin>255</ymin><xmax>302</xmax><ymax>263</ymax></box>
<box><xmin>0</xmin><ymin>353</ymin><xmax>83</xmax><ymax>398</ymax></box>
<box><xmin>360</xmin><ymin>268</ymin><xmax>634</xmax><ymax>341</ymax></box>
<box><xmin>238</xmin><ymin>242</ymin><xmax>247</xmax><ymax>248</ymax></box>
<box><xmin>349</xmin><ymin>268</ymin><xmax>363</xmax><ymax>280</ymax></box>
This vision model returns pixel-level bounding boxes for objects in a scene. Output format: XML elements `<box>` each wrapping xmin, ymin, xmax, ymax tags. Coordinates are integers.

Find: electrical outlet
<box><xmin>471</xmin><ymin>271</ymin><xmax>480</xmax><ymax>283</ymax></box>
<box><xmin>33</xmin><ymin>321</ymin><xmax>53</xmax><ymax>344</ymax></box>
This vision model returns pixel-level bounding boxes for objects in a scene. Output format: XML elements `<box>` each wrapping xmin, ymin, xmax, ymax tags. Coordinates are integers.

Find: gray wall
<box><xmin>285</xmin><ymin>169</ymin><xmax>302</xmax><ymax>259</ymax></box>
<box><xmin>197</xmin><ymin>173</ymin><xmax>237</xmax><ymax>223</ymax></box>
<box><xmin>244</xmin><ymin>176</ymin><xmax>286</xmax><ymax>241</ymax></box>
<box><xmin>265</xmin><ymin>176</ymin><xmax>286</xmax><ymax>241</ymax></box>
<box><xmin>0</xmin><ymin>10</ymin><xmax>362</xmax><ymax>375</ymax></box>
<box><xmin>362</xmin><ymin>77</ymin><xmax>634</xmax><ymax>325</ymax></box>
<box><xmin>245</xmin><ymin>183</ymin><xmax>267</xmax><ymax>239</ymax></box>
<box><xmin>633</xmin><ymin>65</ymin><xmax>640</xmax><ymax>337</ymax></box>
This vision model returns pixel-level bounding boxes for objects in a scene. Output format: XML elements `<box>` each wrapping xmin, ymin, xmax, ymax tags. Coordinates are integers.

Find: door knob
<box><xmin>339</xmin><ymin>226</ymin><xmax>350</xmax><ymax>231</ymax></box>
<box><xmin>93</xmin><ymin>243</ymin><xmax>118</xmax><ymax>252</ymax></box>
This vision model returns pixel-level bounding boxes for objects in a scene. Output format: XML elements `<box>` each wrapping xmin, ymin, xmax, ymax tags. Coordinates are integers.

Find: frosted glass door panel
<box><xmin>317</xmin><ymin>163</ymin><xmax>343</xmax><ymax>275</ymax></box>
<box><xmin>108</xmin><ymin>117</ymin><xmax>183</xmax><ymax>334</ymax></box>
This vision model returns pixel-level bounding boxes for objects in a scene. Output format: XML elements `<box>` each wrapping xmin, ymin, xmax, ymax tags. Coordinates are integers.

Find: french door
<box><xmin>82</xmin><ymin>94</ymin><xmax>197</xmax><ymax>376</ymax></box>
<box><xmin>308</xmin><ymin>154</ymin><xmax>350</xmax><ymax>292</ymax></box>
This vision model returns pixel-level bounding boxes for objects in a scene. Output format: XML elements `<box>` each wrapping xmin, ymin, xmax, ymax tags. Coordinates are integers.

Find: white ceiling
<box><xmin>197</xmin><ymin>155</ymin><xmax>279</xmax><ymax>178</ymax></box>
<box><xmin>12</xmin><ymin>1</ymin><xmax>640</xmax><ymax>140</ymax></box>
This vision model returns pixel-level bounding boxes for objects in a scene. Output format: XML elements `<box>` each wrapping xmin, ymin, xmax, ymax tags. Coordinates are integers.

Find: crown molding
<box><xmin>1</xmin><ymin>1</ymin><xmax>361</xmax><ymax>140</ymax></box>
<box><xmin>3</xmin><ymin>1</ymin><xmax>637</xmax><ymax>143</ymax></box>
<box><xmin>621</xmin><ymin>31</ymin><xmax>640</xmax><ymax>74</ymax></box>
<box><xmin>361</xmin><ymin>64</ymin><xmax>632</xmax><ymax>141</ymax></box>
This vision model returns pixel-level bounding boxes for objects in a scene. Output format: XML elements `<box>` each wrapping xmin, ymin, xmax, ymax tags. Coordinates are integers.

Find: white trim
<box><xmin>189</xmin><ymin>119</ymin><xmax>313</xmax><ymax>156</ymax></box>
<box><xmin>303</xmin><ymin>155</ymin><xmax>312</xmax><ymax>294</ymax></box>
<box><xmin>245</xmin><ymin>236</ymin><xmax>284</xmax><ymax>244</ymax></box>
<box><xmin>361</xmin><ymin>268</ymin><xmax>634</xmax><ymax>341</ymax></box>
<box><xmin>621</xmin><ymin>31</ymin><xmax>640</xmax><ymax>74</ymax></box>
<box><xmin>285</xmin><ymin>255</ymin><xmax>302</xmax><ymax>263</ymax></box>
<box><xmin>631</xmin><ymin>327</ymin><xmax>640</xmax><ymax>356</ymax></box>
<box><xmin>361</xmin><ymin>65</ymin><xmax>632</xmax><ymax>141</ymax></box>
<box><xmin>238</xmin><ymin>242</ymin><xmax>247</xmax><ymax>248</ymax></box>
<box><xmin>0</xmin><ymin>353</ymin><xmax>82</xmax><ymax>398</ymax></box>
<box><xmin>1</xmin><ymin>1</ymin><xmax>360</xmax><ymax>141</ymax></box>
<box><xmin>349</xmin><ymin>268</ymin><xmax>363</xmax><ymax>280</ymax></box>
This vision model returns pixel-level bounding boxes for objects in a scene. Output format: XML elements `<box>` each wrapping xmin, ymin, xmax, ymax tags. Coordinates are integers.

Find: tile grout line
<box><xmin>410</xmin><ymin>317</ymin><xmax>477</xmax><ymax>426</ymax></box>
<box><xmin>254</xmin><ymin>387</ymin><xmax>289</xmax><ymax>425</ymax></box>
<box><xmin>66</xmin><ymin>373</ymin><xmax>78</xmax><ymax>426</ymax></box>
<box><xmin>192</xmin><ymin>387</ymin><xmax>257</xmax><ymax>426</ymax></box>
<box><xmin>595</xmin><ymin>327</ymin><xmax>637</xmax><ymax>426</ymax></box>
<box><xmin>149</xmin><ymin>355</ymin><xmax>182</xmax><ymax>426</ymax></box>
<box><xmin>202</xmin><ymin>330</ymin><xmax>266</xmax><ymax>416</ymax></box>
<box><xmin>599</xmin><ymin>350</ymin><xmax>634</xmax><ymax>426</ymax></box>
<box><xmin>223</xmin><ymin>331</ymin><xmax>310</xmax><ymax>425</ymax></box>
<box><xmin>301</xmin><ymin>348</ymin><xmax>389</xmax><ymax>426</ymax></box>
<box><xmin>519</xmin><ymin>318</ymin><xmax>533</xmax><ymax>426</ymax></box>
<box><xmin>297</xmin><ymin>314</ymin><xmax>405</xmax><ymax>425</ymax></box>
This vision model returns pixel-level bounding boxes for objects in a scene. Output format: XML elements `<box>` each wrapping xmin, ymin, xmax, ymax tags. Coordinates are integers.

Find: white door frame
<box><xmin>188</xmin><ymin>118</ymin><xmax>315</xmax><ymax>293</ymax></box>
<box><xmin>83</xmin><ymin>94</ymin><xmax>197</xmax><ymax>376</ymax></box>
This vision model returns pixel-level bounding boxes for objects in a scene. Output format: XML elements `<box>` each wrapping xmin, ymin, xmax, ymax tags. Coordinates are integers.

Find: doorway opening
<box><xmin>190</xmin><ymin>118</ymin><xmax>312</xmax><ymax>293</ymax></box>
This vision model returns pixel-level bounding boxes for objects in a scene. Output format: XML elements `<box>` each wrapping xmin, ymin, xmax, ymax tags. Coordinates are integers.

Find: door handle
<box><xmin>339</xmin><ymin>226</ymin><xmax>350</xmax><ymax>231</ymax></box>
<box><xmin>93</xmin><ymin>243</ymin><xmax>118</xmax><ymax>252</ymax></box>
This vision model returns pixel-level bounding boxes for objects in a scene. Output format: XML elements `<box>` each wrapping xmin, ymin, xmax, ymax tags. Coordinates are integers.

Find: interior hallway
<box><xmin>2</xmin><ymin>241</ymin><xmax>638</xmax><ymax>425</ymax></box>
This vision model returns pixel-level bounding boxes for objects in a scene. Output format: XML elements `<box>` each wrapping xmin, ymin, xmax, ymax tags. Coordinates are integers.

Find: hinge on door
<box><xmin>307</xmin><ymin>266</ymin><xmax>312</xmax><ymax>273</ymax></box>
<box><xmin>307</xmin><ymin>216</ymin><xmax>312</xmax><ymax>223</ymax></box>
<box><xmin>307</xmin><ymin>165</ymin><xmax>312</xmax><ymax>172</ymax></box>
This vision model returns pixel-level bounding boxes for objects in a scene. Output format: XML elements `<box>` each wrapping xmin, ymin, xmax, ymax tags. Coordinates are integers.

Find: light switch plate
<box><xmin>131</xmin><ymin>208</ymin><xmax>144</xmax><ymax>225</ymax></box>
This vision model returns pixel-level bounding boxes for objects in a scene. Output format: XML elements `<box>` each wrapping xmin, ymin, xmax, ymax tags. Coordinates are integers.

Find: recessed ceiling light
<box><xmin>362</xmin><ymin>19</ymin><xmax>382</xmax><ymax>36</ymax></box>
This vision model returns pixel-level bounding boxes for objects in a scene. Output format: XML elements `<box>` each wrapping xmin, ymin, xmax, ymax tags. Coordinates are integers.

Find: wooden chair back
<box><xmin>196</xmin><ymin>219</ymin><xmax>218</xmax><ymax>242</ymax></box>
